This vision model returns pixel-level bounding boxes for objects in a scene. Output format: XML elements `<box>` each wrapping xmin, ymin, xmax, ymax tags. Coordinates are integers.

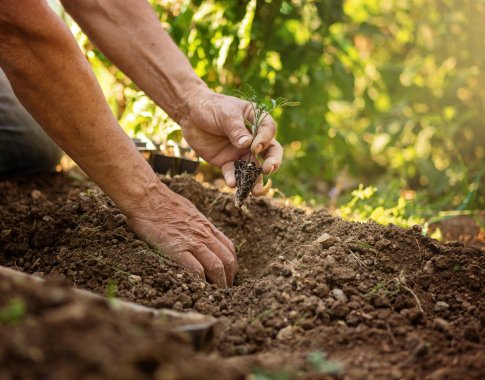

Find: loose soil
<box><xmin>0</xmin><ymin>173</ymin><xmax>484</xmax><ymax>379</ymax></box>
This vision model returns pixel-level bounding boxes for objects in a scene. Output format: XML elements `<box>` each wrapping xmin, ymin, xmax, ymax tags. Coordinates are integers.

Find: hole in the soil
<box><xmin>235</xmin><ymin>245</ymin><xmax>283</xmax><ymax>282</ymax></box>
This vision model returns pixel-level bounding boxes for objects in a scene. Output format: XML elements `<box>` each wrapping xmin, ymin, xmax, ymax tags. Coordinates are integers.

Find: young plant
<box><xmin>307</xmin><ymin>350</ymin><xmax>343</xmax><ymax>375</ymax></box>
<box><xmin>233</xmin><ymin>85</ymin><xmax>299</xmax><ymax>208</ymax></box>
<box><xmin>0</xmin><ymin>298</ymin><xmax>26</xmax><ymax>324</ymax></box>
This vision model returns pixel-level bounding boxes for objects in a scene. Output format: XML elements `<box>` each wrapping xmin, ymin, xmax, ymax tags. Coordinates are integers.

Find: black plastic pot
<box><xmin>179</xmin><ymin>157</ymin><xmax>200</xmax><ymax>174</ymax></box>
<box><xmin>131</xmin><ymin>138</ymin><xmax>147</xmax><ymax>149</ymax></box>
<box><xmin>152</xmin><ymin>154</ymin><xmax>199</xmax><ymax>175</ymax></box>
<box><xmin>153</xmin><ymin>153</ymin><xmax>178</xmax><ymax>175</ymax></box>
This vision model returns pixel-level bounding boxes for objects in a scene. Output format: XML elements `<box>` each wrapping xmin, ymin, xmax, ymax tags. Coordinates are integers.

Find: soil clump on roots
<box><xmin>0</xmin><ymin>173</ymin><xmax>484</xmax><ymax>379</ymax></box>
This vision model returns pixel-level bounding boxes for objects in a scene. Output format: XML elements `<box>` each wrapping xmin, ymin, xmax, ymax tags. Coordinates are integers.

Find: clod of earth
<box><xmin>1</xmin><ymin>174</ymin><xmax>484</xmax><ymax>379</ymax></box>
<box><xmin>234</xmin><ymin>159</ymin><xmax>262</xmax><ymax>208</ymax></box>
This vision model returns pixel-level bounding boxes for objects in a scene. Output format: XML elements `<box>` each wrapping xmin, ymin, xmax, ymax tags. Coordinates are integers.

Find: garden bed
<box><xmin>0</xmin><ymin>173</ymin><xmax>484</xmax><ymax>379</ymax></box>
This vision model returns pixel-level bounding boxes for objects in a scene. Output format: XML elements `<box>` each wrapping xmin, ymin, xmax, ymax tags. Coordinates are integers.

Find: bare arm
<box><xmin>61</xmin><ymin>0</ymin><xmax>283</xmax><ymax>192</ymax></box>
<box><xmin>61</xmin><ymin>0</ymin><xmax>205</xmax><ymax>123</ymax></box>
<box><xmin>0</xmin><ymin>0</ymin><xmax>236</xmax><ymax>287</ymax></box>
<box><xmin>0</xmin><ymin>0</ymin><xmax>151</xmax><ymax>213</ymax></box>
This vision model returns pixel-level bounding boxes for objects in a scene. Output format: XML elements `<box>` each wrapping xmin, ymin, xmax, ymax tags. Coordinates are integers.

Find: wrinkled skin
<box><xmin>181</xmin><ymin>88</ymin><xmax>283</xmax><ymax>196</ymax></box>
<box><xmin>0</xmin><ymin>0</ymin><xmax>283</xmax><ymax>287</ymax></box>
<box><xmin>125</xmin><ymin>186</ymin><xmax>237</xmax><ymax>287</ymax></box>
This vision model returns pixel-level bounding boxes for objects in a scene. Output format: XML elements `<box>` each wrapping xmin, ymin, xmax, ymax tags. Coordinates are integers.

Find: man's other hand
<box><xmin>125</xmin><ymin>185</ymin><xmax>237</xmax><ymax>287</ymax></box>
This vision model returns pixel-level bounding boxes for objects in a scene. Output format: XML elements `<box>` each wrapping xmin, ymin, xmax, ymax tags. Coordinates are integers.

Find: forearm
<box><xmin>0</xmin><ymin>1</ymin><xmax>165</xmax><ymax>217</ymax></box>
<box><xmin>61</xmin><ymin>0</ymin><xmax>207</xmax><ymax>123</ymax></box>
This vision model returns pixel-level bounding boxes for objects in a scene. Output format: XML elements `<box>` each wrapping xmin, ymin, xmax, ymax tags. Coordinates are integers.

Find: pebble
<box><xmin>281</xmin><ymin>292</ymin><xmax>290</xmax><ymax>301</ymax></box>
<box><xmin>332</xmin><ymin>288</ymin><xmax>348</xmax><ymax>303</ymax></box>
<box><xmin>31</xmin><ymin>189</ymin><xmax>44</xmax><ymax>200</ymax></box>
<box><xmin>315</xmin><ymin>233</ymin><xmax>338</xmax><ymax>248</ymax></box>
<box><xmin>277</xmin><ymin>325</ymin><xmax>303</xmax><ymax>340</ymax></box>
<box><xmin>423</xmin><ymin>260</ymin><xmax>434</xmax><ymax>274</ymax></box>
<box><xmin>129</xmin><ymin>274</ymin><xmax>142</xmax><ymax>283</ymax></box>
<box><xmin>288</xmin><ymin>310</ymin><xmax>299</xmax><ymax>320</ymax></box>
<box><xmin>434</xmin><ymin>301</ymin><xmax>450</xmax><ymax>312</ymax></box>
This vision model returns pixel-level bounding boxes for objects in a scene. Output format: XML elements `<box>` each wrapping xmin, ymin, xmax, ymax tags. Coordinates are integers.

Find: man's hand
<box><xmin>125</xmin><ymin>183</ymin><xmax>237</xmax><ymax>287</ymax></box>
<box><xmin>181</xmin><ymin>88</ymin><xmax>284</xmax><ymax>195</ymax></box>
<box><xmin>61</xmin><ymin>0</ymin><xmax>284</xmax><ymax>194</ymax></box>
<box><xmin>0</xmin><ymin>0</ymin><xmax>237</xmax><ymax>287</ymax></box>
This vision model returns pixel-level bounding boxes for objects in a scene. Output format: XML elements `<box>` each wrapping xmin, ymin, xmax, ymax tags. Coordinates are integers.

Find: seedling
<box><xmin>307</xmin><ymin>350</ymin><xmax>343</xmax><ymax>375</ymax></box>
<box><xmin>0</xmin><ymin>298</ymin><xmax>26</xmax><ymax>324</ymax></box>
<box><xmin>233</xmin><ymin>85</ymin><xmax>299</xmax><ymax>208</ymax></box>
<box><xmin>106</xmin><ymin>280</ymin><xmax>118</xmax><ymax>299</ymax></box>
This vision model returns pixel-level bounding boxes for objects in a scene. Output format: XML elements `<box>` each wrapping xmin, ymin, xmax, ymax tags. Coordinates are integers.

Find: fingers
<box><xmin>260</xmin><ymin>139</ymin><xmax>284</xmax><ymax>174</ymax></box>
<box><xmin>251</xmin><ymin>115</ymin><xmax>276</xmax><ymax>155</ymax></box>
<box><xmin>221</xmin><ymin>139</ymin><xmax>282</xmax><ymax>188</ymax></box>
<box><xmin>221</xmin><ymin>161</ymin><xmax>236</xmax><ymax>187</ymax></box>
<box><xmin>223</xmin><ymin>117</ymin><xmax>253</xmax><ymax>150</ymax></box>
<box><xmin>168</xmin><ymin>250</ymin><xmax>205</xmax><ymax>280</ymax></box>
<box><xmin>251</xmin><ymin>174</ymin><xmax>265</xmax><ymax>196</ymax></box>
<box><xmin>191</xmin><ymin>244</ymin><xmax>228</xmax><ymax>288</ymax></box>
<box><xmin>205</xmin><ymin>237</ymin><xmax>237</xmax><ymax>286</ymax></box>
<box><xmin>210</xmin><ymin>225</ymin><xmax>236</xmax><ymax>257</ymax></box>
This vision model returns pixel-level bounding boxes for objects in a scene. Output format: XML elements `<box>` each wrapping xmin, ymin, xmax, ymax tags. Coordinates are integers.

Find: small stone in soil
<box><xmin>315</xmin><ymin>232</ymin><xmax>338</xmax><ymax>248</ymax></box>
<box><xmin>434</xmin><ymin>301</ymin><xmax>450</xmax><ymax>312</ymax></box>
<box><xmin>332</xmin><ymin>288</ymin><xmax>348</xmax><ymax>303</ymax></box>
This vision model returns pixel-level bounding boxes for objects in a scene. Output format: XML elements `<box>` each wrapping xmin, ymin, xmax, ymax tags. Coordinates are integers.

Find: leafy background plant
<box><xmin>58</xmin><ymin>0</ymin><xmax>485</xmax><ymax>226</ymax></box>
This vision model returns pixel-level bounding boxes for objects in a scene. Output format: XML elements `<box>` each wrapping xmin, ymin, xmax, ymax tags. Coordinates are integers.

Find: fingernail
<box><xmin>238</xmin><ymin>136</ymin><xmax>251</xmax><ymax>146</ymax></box>
<box><xmin>255</xmin><ymin>144</ymin><xmax>263</xmax><ymax>154</ymax></box>
<box><xmin>268</xmin><ymin>165</ymin><xmax>275</xmax><ymax>175</ymax></box>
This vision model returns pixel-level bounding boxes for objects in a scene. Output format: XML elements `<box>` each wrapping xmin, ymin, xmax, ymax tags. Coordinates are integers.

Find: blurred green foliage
<box><xmin>67</xmin><ymin>0</ymin><xmax>485</xmax><ymax>223</ymax></box>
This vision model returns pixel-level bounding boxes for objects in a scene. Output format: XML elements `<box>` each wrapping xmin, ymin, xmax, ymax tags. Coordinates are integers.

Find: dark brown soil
<box><xmin>1</xmin><ymin>173</ymin><xmax>484</xmax><ymax>379</ymax></box>
<box><xmin>0</xmin><ymin>270</ymin><xmax>240</xmax><ymax>380</ymax></box>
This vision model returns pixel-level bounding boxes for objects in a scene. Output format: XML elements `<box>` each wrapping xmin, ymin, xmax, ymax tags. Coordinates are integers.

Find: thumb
<box><xmin>224</xmin><ymin>118</ymin><xmax>253</xmax><ymax>149</ymax></box>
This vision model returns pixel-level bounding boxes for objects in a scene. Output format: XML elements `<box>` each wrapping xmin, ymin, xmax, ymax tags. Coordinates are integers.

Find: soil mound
<box><xmin>1</xmin><ymin>173</ymin><xmax>484</xmax><ymax>379</ymax></box>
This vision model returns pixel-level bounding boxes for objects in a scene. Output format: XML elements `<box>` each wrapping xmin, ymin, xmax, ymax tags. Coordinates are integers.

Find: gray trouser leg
<box><xmin>0</xmin><ymin>68</ymin><xmax>61</xmax><ymax>177</ymax></box>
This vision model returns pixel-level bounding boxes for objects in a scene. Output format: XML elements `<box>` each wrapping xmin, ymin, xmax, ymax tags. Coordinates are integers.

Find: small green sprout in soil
<box><xmin>307</xmin><ymin>350</ymin><xmax>343</xmax><ymax>375</ymax></box>
<box><xmin>0</xmin><ymin>298</ymin><xmax>26</xmax><ymax>324</ymax></box>
<box><xmin>105</xmin><ymin>280</ymin><xmax>118</xmax><ymax>299</ymax></box>
<box><xmin>233</xmin><ymin>84</ymin><xmax>299</xmax><ymax>208</ymax></box>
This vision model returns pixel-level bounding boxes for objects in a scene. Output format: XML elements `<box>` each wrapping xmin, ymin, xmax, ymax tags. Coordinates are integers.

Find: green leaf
<box><xmin>0</xmin><ymin>298</ymin><xmax>26</xmax><ymax>324</ymax></box>
<box><xmin>280</xmin><ymin>101</ymin><xmax>301</xmax><ymax>107</ymax></box>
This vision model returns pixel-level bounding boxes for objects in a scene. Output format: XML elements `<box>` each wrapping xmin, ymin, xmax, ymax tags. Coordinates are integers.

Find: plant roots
<box><xmin>234</xmin><ymin>159</ymin><xmax>262</xmax><ymax>208</ymax></box>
